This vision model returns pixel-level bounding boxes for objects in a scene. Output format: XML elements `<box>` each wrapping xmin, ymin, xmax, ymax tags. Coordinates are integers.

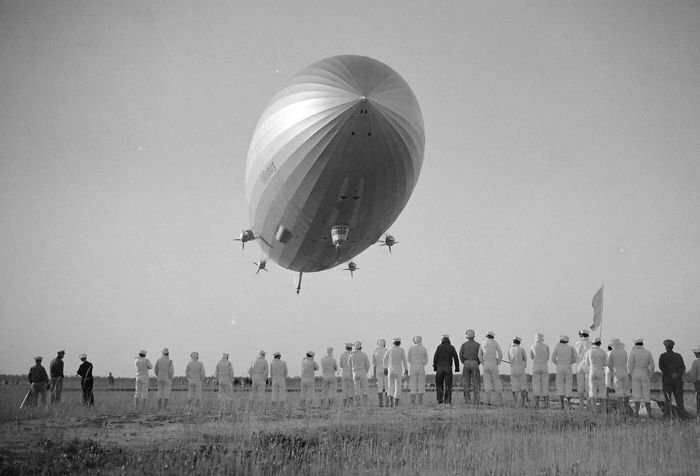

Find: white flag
<box><xmin>590</xmin><ymin>285</ymin><xmax>604</xmax><ymax>331</ymax></box>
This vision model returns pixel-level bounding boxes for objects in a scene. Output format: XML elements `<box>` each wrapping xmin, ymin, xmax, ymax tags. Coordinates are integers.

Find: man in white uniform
<box><xmin>508</xmin><ymin>337</ymin><xmax>527</xmax><ymax>407</ymax></box>
<box><xmin>585</xmin><ymin>337</ymin><xmax>608</xmax><ymax>410</ymax></box>
<box><xmin>529</xmin><ymin>333</ymin><xmax>550</xmax><ymax>409</ymax></box>
<box><xmin>216</xmin><ymin>353</ymin><xmax>235</xmax><ymax>410</ymax></box>
<box><xmin>320</xmin><ymin>347</ymin><xmax>338</xmax><ymax>408</ymax></box>
<box><xmin>478</xmin><ymin>331</ymin><xmax>503</xmax><ymax>406</ymax></box>
<box><xmin>248</xmin><ymin>350</ymin><xmax>268</xmax><ymax>410</ymax></box>
<box><xmin>383</xmin><ymin>337</ymin><xmax>408</xmax><ymax>407</ymax></box>
<box><xmin>349</xmin><ymin>341</ymin><xmax>370</xmax><ymax>406</ymax></box>
<box><xmin>185</xmin><ymin>352</ymin><xmax>206</xmax><ymax>412</ymax></box>
<box><xmin>407</xmin><ymin>336</ymin><xmax>428</xmax><ymax>405</ymax></box>
<box><xmin>300</xmin><ymin>351</ymin><xmax>319</xmax><ymax>408</ymax></box>
<box><xmin>339</xmin><ymin>342</ymin><xmax>355</xmax><ymax>407</ymax></box>
<box><xmin>134</xmin><ymin>350</ymin><xmax>152</xmax><ymax>413</ymax></box>
<box><xmin>627</xmin><ymin>338</ymin><xmax>654</xmax><ymax>417</ymax></box>
<box><xmin>607</xmin><ymin>338</ymin><xmax>630</xmax><ymax>413</ymax></box>
<box><xmin>574</xmin><ymin>329</ymin><xmax>592</xmax><ymax>408</ymax></box>
<box><xmin>372</xmin><ymin>339</ymin><xmax>388</xmax><ymax>407</ymax></box>
<box><xmin>551</xmin><ymin>335</ymin><xmax>576</xmax><ymax>409</ymax></box>
<box><xmin>154</xmin><ymin>348</ymin><xmax>174</xmax><ymax>411</ymax></box>
<box><xmin>269</xmin><ymin>352</ymin><xmax>288</xmax><ymax>408</ymax></box>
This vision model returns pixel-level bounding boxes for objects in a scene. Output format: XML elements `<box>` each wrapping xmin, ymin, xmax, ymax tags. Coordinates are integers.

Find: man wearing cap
<box><xmin>433</xmin><ymin>335</ymin><xmax>459</xmax><ymax>405</ymax></box>
<box><xmin>349</xmin><ymin>341</ymin><xmax>370</xmax><ymax>406</ymax></box>
<box><xmin>574</xmin><ymin>330</ymin><xmax>592</xmax><ymax>409</ymax></box>
<box><xmin>339</xmin><ymin>343</ymin><xmax>355</xmax><ymax>406</ymax></box>
<box><xmin>185</xmin><ymin>352</ymin><xmax>206</xmax><ymax>412</ymax></box>
<box><xmin>77</xmin><ymin>353</ymin><xmax>94</xmax><ymax>406</ymax></box>
<box><xmin>320</xmin><ymin>347</ymin><xmax>338</xmax><ymax>408</ymax></box>
<box><xmin>49</xmin><ymin>350</ymin><xmax>65</xmax><ymax>405</ymax></box>
<box><xmin>372</xmin><ymin>339</ymin><xmax>388</xmax><ymax>407</ymax></box>
<box><xmin>658</xmin><ymin>339</ymin><xmax>687</xmax><ymax>418</ymax></box>
<box><xmin>508</xmin><ymin>337</ymin><xmax>528</xmax><ymax>408</ymax></box>
<box><xmin>154</xmin><ymin>348</ymin><xmax>174</xmax><ymax>411</ymax></box>
<box><xmin>627</xmin><ymin>338</ymin><xmax>654</xmax><ymax>417</ymax></box>
<box><xmin>530</xmin><ymin>333</ymin><xmax>550</xmax><ymax>409</ymax></box>
<box><xmin>585</xmin><ymin>338</ymin><xmax>607</xmax><ymax>410</ymax></box>
<box><xmin>459</xmin><ymin>330</ymin><xmax>481</xmax><ymax>405</ymax></box>
<box><xmin>478</xmin><ymin>332</ymin><xmax>503</xmax><ymax>406</ymax></box>
<box><xmin>248</xmin><ymin>351</ymin><xmax>268</xmax><ymax>409</ymax></box>
<box><xmin>216</xmin><ymin>353</ymin><xmax>235</xmax><ymax>410</ymax></box>
<box><xmin>690</xmin><ymin>345</ymin><xmax>700</xmax><ymax>419</ymax></box>
<box><xmin>270</xmin><ymin>352</ymin><xmax>288</xmax><ymax>408</ymax></box>
<box><xmin>407</xmin><ymin>336</ymin><xmax>428</xmax><ymax>405</ymax></box>
<box><xmin>383</xmin><ymin>338</ymin><xmax>409</xmax><ymax>407</ymax></box>
<box><xmin>134</xmin><ymin>350</ymin><xmax>153</xmax><ymax>413</ymax></box>
<box><xmin>551</xmin><ymin>336</ymin><xmax>576</xmax><ymax>409</ymax></box>
<box><xmin>299</xmin><ymin>351</ymin><xmax>319</xmax><ymax>408</ymax></box>
<box><xmin>607</xmin><ymin>338</ymin><xmax>630</xmax><ymax>413</ymax></box>
<box><xmin>28</xmin><ymin>356</ymin><xmax>49</xmax><ymax>407</ymax></box>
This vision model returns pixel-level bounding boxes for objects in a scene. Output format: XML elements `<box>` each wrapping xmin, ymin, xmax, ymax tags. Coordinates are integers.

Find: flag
<box><xmin>590</xmin><ymin>285</ymin><xmax>604</xmax><ymax>331</ymax></box>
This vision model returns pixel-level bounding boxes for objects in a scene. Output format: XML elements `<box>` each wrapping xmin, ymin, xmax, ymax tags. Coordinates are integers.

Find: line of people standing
<box><xmin>25</xmin><ymin>350</ymin><xmax>93</xmax><ymax>407</ymax></box>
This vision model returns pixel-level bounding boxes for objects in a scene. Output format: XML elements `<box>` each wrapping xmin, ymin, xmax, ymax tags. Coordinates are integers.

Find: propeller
<box><xmin>343</xmin><ymin>260</ymin><xmax>359</xmax><ymax>277</ymax></box>
<box><xmin>235</xmin><ymin>229</ymin><xmax>255</xmax><ymax>250</ymax></box>
<box><xmin>378</xmin><ymin>234</ymin><xmax>398</xmax><ymax>253</ymax></box>
<box><xmin>253</xmin><ymin>257</ymin><xmax>268</xmax><ymax>274</ymax></box>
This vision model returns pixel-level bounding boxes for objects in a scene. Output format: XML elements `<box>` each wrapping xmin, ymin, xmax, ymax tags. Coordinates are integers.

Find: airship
<box><xmin>242</xmin><ymin>55</ymin><xmax>425</xmax><ymax>292</ymax></box>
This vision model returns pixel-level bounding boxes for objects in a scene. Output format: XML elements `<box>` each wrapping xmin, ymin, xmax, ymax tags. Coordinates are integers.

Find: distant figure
<box><xmin>607</xmin><ymin>338</ymin><xmax>630</xmax><ymax>413</ymax></box>
<box><xmin>349</xmin><ymin>341</ymin><xmax>370</xmax><ymax>406</ymax></box>
<box><xmin>433</xmin><ymin>334</ymin><xmax>459</xmax><ymax>405</ymax></box>
<box><xmin>185</xmin><ymin>352</ymin><xmax>206</xmax><ymax>411</ymax></box>
<box><xmin>76</xmin><ymin>353</ymin><xmax>94</xmax><ymax>406</ymax></box>
<box><xmin>690</xmin><ymin>345</ymin><xmax>700</xmax><ymax>418</ymax></box>
<box><xmin>269</xmin><ymin>352</ymin><xmax>288</xmax><ymax>408</ymax></box>
<box><xmin>134</xmin><ymin>350</ymin><xmax>153</xmax><ymax>413</ymax></box>
<box><xmin>585</xmin><ymin>338</ymin><xmax>607</xmax><ymax>410</ymax></box>
<box><xmin>509</xmin><ymin>337</ymin><xmax>528</xmax><ymax>407</ymax></box>
<box><xmin>28</xmin><ymin>356</ymin><xmax>49</xmax><ymax>408</ymax></box>
<box><xmin>372</xmin><ymin>339</ymin><xmax>388</xmax><ymax>407</ymax></box>
<box><xmin>300</xmin><ymin>351</ymin><xmax>319</xmax><ymax>408</ymax></box>
<box><xmin>574</xmin><ymin>330</ymin><xmax>592</xmax><ymax>409</ymax></box>
<box><xmin>530</xmin><ymin>333</ymin><xmax>550</xmax><ymax>409</ymax></box>
<box><xmin>478</xmin><ymin>331</ymin><xmax>503</xmax><ymax>406</ymax></box>
<box><xmin>383</xmin><ymin>337</ymin><xmax>408</xmax><ymax>407</ymax></box>
<box><xmin>49</xmin><ymin>350</ymin><xmax>65</xmax><ymax>404</ymax></box>
<box><xmin>339</xmin><ymin>343</ymin><xmax>355</xmax><ymax>406</ymax></box>
<box><xmin>154</xmin><ymin>348</ymin><xmax>174</xmax><ymax>411</ymax></box>
<box><xmin>551</xmin><ymin>336</ymin><xmax>576</xmax><ymax>409</ymax></box>
<box><xmin>627</xmin><ymin>338</ymin><xmax>654</xmax><ymax>417</ymax></box>
<box><xmin>108</xmin><ymin>372</ymin><xmax>115</xmax><ymax>386</ymax></box>
<box><xmin>216</xmin><ymin>353</ymin><xmax>235</xmax><ymax>410</ymax></box>
<box><xmin>407</xmin><ymin>336</ymin><xmax>428</xmax><ymax>405</ymax></box>
<box><xmin>320</xmin><ymin>347</ymin><xmax>338</xmax><ymax>408</ymax></box>
<box><xmin>459</xmin><ymin>329</ymin><xmax>481</xmax><ymax>405</ymax></box>
<box><xmin>248</xmin><ymin>350</ymin><xmax>268</xmax><ymax>409</ymax></box>
<box><xmin>658</xmin><ymin>339</ymin><xmax>687</xmax><ymax>419</ymax></box>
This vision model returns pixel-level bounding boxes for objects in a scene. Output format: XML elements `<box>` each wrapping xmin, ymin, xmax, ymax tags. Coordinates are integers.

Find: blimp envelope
<box><xmin>245</xmin><ymin>55</ymin><xmax>424</xmax><ymax>273</ymax></box>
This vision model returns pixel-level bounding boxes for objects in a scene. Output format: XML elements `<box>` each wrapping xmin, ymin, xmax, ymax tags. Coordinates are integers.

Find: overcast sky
<box><xmin>1</xmin><ymin>1</ymin><xmax>699</xmax><ymax>377</ymax></box>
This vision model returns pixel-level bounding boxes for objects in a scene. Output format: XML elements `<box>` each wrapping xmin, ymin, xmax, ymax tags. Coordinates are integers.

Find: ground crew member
<box><xmin>216</xmin><ymin>353</ymin><xmax>235</xmax><ymax>410</ymax></box>
<box><xmin>134</xmin><ymin>350</ymin><xmax>152</xmax><ymax>413</ymax></box>
<box><xmin>607</xmin><ymin>338</ymin><xmax>630</xmax><ymax>413</ymax></box>
<box><xmin>551</xmin><ymin>336</ymin><xmax>575</xmax><ymax>409</ymax></box>
<box><xmin>530</xmin><ymin>333</ymin><xmax>550</xmax><ymax>409</ymax></box>
<box><xmin>320</xmin><ymin>347</ymin><xmax>338</xmax><ymax>408</ymax></box>
<box><xmin>383</xmin><ymin>337</ymin><xmax>408</xmax><ymax>407</ymax></box>
<box><xmin>372</xmin><ymin>339</ymin><xmax>388</xmax><ymax>407</ymax></box>
<box><xmin>627</xmin><ymin>338</ymin><xmax>654</xmax><ymax>417</ymax></box>
<box><xmin>574</xmin><ymin>329</ymin><xmax>592</xmax><ymax>408</ymax></box>
<box><xmin>269</xmin><ymin>352</ymin><xmax>288</xmax><ymax>408</ymax></box>
<box><xmin>339</xmin><ymin>342</ymin><xmax>355</xmax><ymax>406</ymax></box>
<box><xmin>77</xmin><ymin>353</ymin><xmax>94</xmax><ymax>406</ymax></box>
<box><xmin>459</xmin><ymin>330</ymin><xmax>481</xmax><ymax>405</ymax></box>
<box><xmin>349</xmin><ymin>341</ymin><xmax>370</xmax><ymax>406</ymax></box>
<box><xmin>49</xmin><ymin>350</ymin><xmax>65</xmax><ymax>405</ymax></box>
<box><xmin>433</xmin><ymin>335</ymin><xmax>459</xmax><ymax>405</ymax></box>
<box><xmin>659</xmin><ymin>339</ymin><xmax>687</xmax><ymax>418</ymax></box>
<box><xmin>508</xmin><ymin>336</ymin><xmax>527</xmax><ymax>407</ymax></box>
<box><xmin>28</xmin><ymin>356</ymin><xmax>49</xmax><ymax>408</ymax></box>
<box><xmin>185</xmin><ymin>352</ymin><xmax>206</xmax><ymax>412</ymax></box>
<box><xmin>690</xmin><ymin>345</ymin><xmax>700</xmax><ymax>419</ymax></box>
<box><xmin>154</xmin><ymin>348</ymin><xmax>174</xmax><ymax>411</ymax></box>
<box><xmin>585</xmin><ymin>338</ymin><xmax>607</xmax><ymax>410</ymax></box>
<box><xmin>407</xmin><ymin>336</ymin><xmax>428</xmax><ymax>405</ymax></box>
<box><xmin>478</xmin><ymin>331</ymin><xmax>503</xmax><ymax>406</ymax></box>
<box><xmin>248</xmin><ymin>350</ymin><xmax>268</xmax><ymax>410</ymax></box>
<box><xmin>300</xmin><ymin>351</ymin><xmax>319</xmax><ymax>408</ymax></box>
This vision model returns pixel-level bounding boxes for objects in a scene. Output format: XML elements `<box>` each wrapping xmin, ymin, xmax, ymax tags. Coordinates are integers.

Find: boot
<box><xmin>410</xmin><ymin>394</ymin><xmax>416</xmax><ymax>405</ymax></box>
<box><xmin>521</xmin><ymin>391</ymin><xmax>528</xmax><ymax>408</ymax></box>
<box><xmin>634</xmin><ymin>401</ymin><xmax>641</xmax><ymax>416</ymax></box>
<box><xmin>343</xmin><ymin>398</ymin><xmax>347</xmax><ymax>407</ymax></box>
<box><xmin>559</xmin><ymin>396</ymin><xmax>565</xmax><ymax>409</ymax></box>
<box><xmin>378</xmin><ymin>393</ymin><xmax>384</xmax><ymax>407</ymax></box>
<box><xmin>388</xmin><ymin>396</ymin><xmax>394</xmax><ymax>407</ymax></box>
<box><xmin>329</xmin><ymin>398</ymin><xmax>334</xmax><ymax>408</ymax></box>
<box><xmin>645</xmin><ymin>402</ymin><xmax>653</xmax><ymax>418</ymax></box>
<box><xmin>417</xmin><ymin>394</ymin><xmax>423</xmax><ymax>405</ymax></box>
<box><xmin>395</xmin><ymin>398</ymin><xmax>399</xmax><ymax>407</ymax></box>
<box><xmin>348</xmin><ymin>396</ymin><xmax>354</xmax><ymax>407</ymax></box>
<box><xmin>163</xmin><ymin>398</ymin><xmax>168</xmax><ymax>410</ymax></box>
<box><xmin>157</xmin><ymin>398</ymin><xmax>162</xmax><ymax>410</ymax></box>
<box><xmin>567</xmin><ymin>397</ymin><xmax>572</xmax><ymax>409</ymax></box>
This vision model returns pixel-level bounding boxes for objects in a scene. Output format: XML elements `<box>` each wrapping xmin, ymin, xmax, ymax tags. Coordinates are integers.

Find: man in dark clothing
<box><xmin>77</xmin><ymin>353</ymin><xmax>94</xmax><ymax>406</ymax></box>
<box><xmin>49</xmin><ymin>350</ymin><xmax>65</xmax><ymax>404</ymax></box>
<box><xmin>28</xmin><ymin>356</ymin><xmax>50</xmax><ymax>407</ymax></box>
<box><xmin>459</xmin><ymin>329</ymin><xmax>481</xmax><ymax>404</ymax></box>
<box><xmin>658</xmin><ymin>339</ymin><xmax>686</xmax><ymax>418</ymax></box>
<box><xmin>433</xmin><ymin>335</ymin><xmax>460</xmax><ymax>404</ymax></box>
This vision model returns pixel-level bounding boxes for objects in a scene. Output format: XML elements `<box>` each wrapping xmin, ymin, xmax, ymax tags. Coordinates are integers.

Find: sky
<box><xmin>1</xmin><ymin>1</ymin><xmax>699</xmax><ymax>377</ymax></box>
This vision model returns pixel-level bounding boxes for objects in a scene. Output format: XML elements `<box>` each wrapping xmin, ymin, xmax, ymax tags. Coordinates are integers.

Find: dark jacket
<box><xmin>433</xmin><ymin>339</ymin><xmax>459</xmax><ymax>372</ymax></box>
<box><xmin>659</xmin><ymin>351</ymin><xmax>685</xmax><ymax>383</ymax></box>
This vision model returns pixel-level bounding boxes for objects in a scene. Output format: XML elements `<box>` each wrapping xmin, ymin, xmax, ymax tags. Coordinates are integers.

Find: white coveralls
<box><xmin>349</xmin><ymin>350</ymin><xmax>370</xmax><ymax>396</ymax></box>
<box><xmin>215</xmin><ymin>359</ymin><xmax>235</xmax><ymax>400</ymax></box>
<box><xmin>508</xmin><ymin>344</ymin><xmax>527</xmax><ymax>392</ymax></box>
<box><xmin>529</xmin><ymin>340</ymin><xmax>550</xmax><ymax>397</ymax></box>
<box><xmin>627</xmin><ymin>346</ymin><xmax>654</xmax><ymax>403</ymax></box>
<box><xmin>383</xmin><ymin>345</ymin><xmax>408</xmax><ymax>399</ymax></box>
<box><xmin>248</xmin><ymin>357</ymin><xmax>269</xmax><ymax>402</ymax></box>
<box><xmin>551</xmin><ymin>342</ymin><xmax>576</xmax><ymax>397</ymax></box>
<box><xmin>372</xmin><ymin>346</ymin><xmax>388</xmax><ymax>393</ymax></box>
<box><xmin>339</xmin><ymin>350</ymin><xmax>355</xmax><ymax>400</ymax></box>
<box><xmin>585</xmin><ymin>346</ymin><xmax>608</xmax><ymax>399</ymax></box>
<box><xmin>300</xmin><ymin>357</ymin><xmax>318</xmax><ymax>402</ymax></box>
<box><xmin>186</xmin><ymin>359</ymin><xmax>206</xmax><ymax>400</ymax></box>
<box><xmin>574</xmin><ymin>338</ymin><xmax>591</xmax><ymax>398</ymax></box>
<box><xmin>407</xmin><ymin>343</ymin><xmax>428</xmax><ymax>394</ymax></box>
<box><xmin>320</xmin><ymin>354</ymin><xmax>338</xmax><ymax>400</ymax></box>
<box><xmin>154</xmin><ymin>356</ymin><xmax>174</xmax><ymax>399</ymax></box>
<box><xmin>134</xmin><ymin>357</ymin><xmax>153</xmax><ymax>399</ymax></box>
<box><xmin>269</xmin><ymin>359</ymin><xmax>288</xmax><ymax>403</ymax></box>
<box><xmin>478</xmin><ymin>339</ymin><xmax>503</xmax><ymax>392</ymax></box>
<box><xmin>607</xmin><ymin>344</ymin><xmax>630</xmax><ymax>397</ymax></box>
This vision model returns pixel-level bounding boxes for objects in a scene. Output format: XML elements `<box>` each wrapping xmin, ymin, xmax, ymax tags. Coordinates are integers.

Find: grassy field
<box><xmin>0</xmin><ymin>384</ymin><xmax>698</xmax><ymax>475</ymax></box>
